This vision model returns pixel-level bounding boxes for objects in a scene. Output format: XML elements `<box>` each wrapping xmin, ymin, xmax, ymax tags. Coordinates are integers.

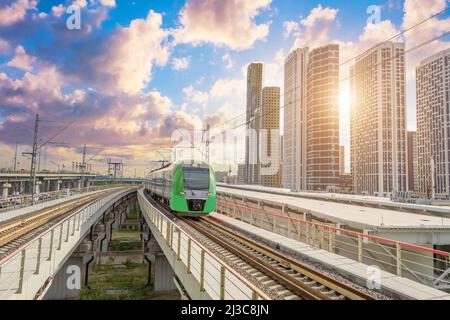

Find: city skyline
<box><xmin>0</xmin><ymin>0</ymin><xmax>449</xmax><ymax>178</ymax></box>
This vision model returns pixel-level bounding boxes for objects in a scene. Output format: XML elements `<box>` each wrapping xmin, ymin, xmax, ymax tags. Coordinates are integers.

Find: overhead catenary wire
<box><xmin>206</xmin><ymin>30</ymin><xmax>450</xmax><ymax>144</ymax></box>
<box><xmin>207</xmin><ymin>7</ymin><xmax>450</xmax><ymax>137</ymax></box>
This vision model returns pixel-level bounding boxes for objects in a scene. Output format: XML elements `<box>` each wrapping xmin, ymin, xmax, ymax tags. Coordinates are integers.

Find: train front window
<box><xmin>183</xmin><ymin>167</ymin><xmax>210</xmax><ymax>190</ymax></box>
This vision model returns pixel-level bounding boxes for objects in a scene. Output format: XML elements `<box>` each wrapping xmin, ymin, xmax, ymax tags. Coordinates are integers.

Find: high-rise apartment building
<box><xmin>350</xmin><ymin>42</ymin><xmax>407</xmax><ymax>195</ymax></box>
<box><xmin>407</xmin><ymin>131</ymin><xmax>418</xmax><ymax>192</ymax></box>
<box><xmin>245</xmin><ymin>63</ymin><xmax>263</xmax><ymax>185</ymax></box>
<box><xmin>260</xmin><ymin>87</ymin><xmax>281</xmax><ymax>187</ymax></box>
<box><xmin>306</xmin><ymin>44</ymin><xmax>340</xmax><ymax>191</ymax></box>
<box><xmin>283</xmin><ymin>48</ymin><xmax>308</xmax><ymax>191</ymax></box>
<box><xmin>339</xmin><ymin>145</ymin><xmax>345</xmax><ymax>175</ymax></box>
<box><xmin>416</xmin><ymin>48</ymin><xmax>450</xmax><ymax>197</ymax></box>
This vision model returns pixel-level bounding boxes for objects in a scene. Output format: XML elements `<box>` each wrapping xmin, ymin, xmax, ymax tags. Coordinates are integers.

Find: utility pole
<box><xmin>30</xmin><ymin>114</ymin><xmax>39</xmax><ymax>205</ymax></box>
<box><xmin>205</xmin><ymin>124</ymin><xmax>210</xmax><ymax>164</ymax></box>
<box><xmin>80</xmin><ymin>144</ymin><xmax>86</xmax><ymax>190</ymax></box>
<box><xmin>13</xmin><ymin>132</ymin><xmax>18</xmax><ymax>195</ymax></box>
<box><xmin>37</xmin><ymin>150</ymin><xmax>41</xmax><ymax>172</ymax></box>
<box><xmin>13</xmin><ymin>138</ymin><xmax>18</xmax><ymax>173</ymax></box>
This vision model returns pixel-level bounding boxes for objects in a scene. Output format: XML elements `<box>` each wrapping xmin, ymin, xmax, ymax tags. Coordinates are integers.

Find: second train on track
<box><xmin>144</xmin><ymin>161</ymin><xmax>216</xmax><ymax>216</ymax></box>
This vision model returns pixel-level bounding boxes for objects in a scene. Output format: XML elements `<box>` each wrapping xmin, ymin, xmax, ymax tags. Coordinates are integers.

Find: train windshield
<box><xmin>183</xmin><ymin>167</ymin><xmax>210</xmax><ymax>190</ymax></box>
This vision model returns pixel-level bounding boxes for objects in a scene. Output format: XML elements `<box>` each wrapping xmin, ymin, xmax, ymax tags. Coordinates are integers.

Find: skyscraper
<box><xmin>407</xmin><ymin>131</ymin><xmax>418</xmax><ymax>192</ymax></box>
<box><xmin>245</xmin><ymin>63</ymin><xmax>263</xmax><ymax>185</ymax></box>
<box><xmin>339</xmin><ymin>145</ymin><xmax>345</xmax><ymax>175</ymax></box>
<box><xmin>306</xmin><ymin>44</ymin><xmax>340</xmax><ymax>191</ymax></box>
<box><xmin>283</xmin><ymin>48</ymin><xmax>308</xmax><ymax>191</ymax></box>
<box><xmin>260</xmin><ymin>87</ymin><xmax>281</xmax><ymax>187</ymax></box>
<box><xmin>350</xmin><ymin>42</ymin><xmax>407</xmax><ymax>195</ymax></box>
<box><xmin>416</xmin><ymin>48</ymin><xmax>450</xmax><ymax>198</ymax></box>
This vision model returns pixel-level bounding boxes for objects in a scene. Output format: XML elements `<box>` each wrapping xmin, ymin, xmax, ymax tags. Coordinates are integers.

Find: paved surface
<box><xmin>211</xmin><ymin>212</ymin><xmax>450</xmax><ymax>300</ymax></box>
<box><xmin>218</xmin><ymin>185</ymin><xmax>450</xmax><ymax>230</ymax></box>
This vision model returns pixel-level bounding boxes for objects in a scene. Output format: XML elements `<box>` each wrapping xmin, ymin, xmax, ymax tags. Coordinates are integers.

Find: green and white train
<box><xmin>144</xmin><ymin>161</ymin><xmax>216</xmax><ymax>216</ymax></box>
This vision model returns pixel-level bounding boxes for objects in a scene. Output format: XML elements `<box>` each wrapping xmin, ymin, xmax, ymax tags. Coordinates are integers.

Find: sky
<box><xmin>0</xmin><ymin>0</ymin><xmax>449</xmax><ymax>176</ymax></box>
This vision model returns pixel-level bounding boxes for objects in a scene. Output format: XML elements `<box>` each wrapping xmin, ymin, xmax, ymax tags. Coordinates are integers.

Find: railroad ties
<box><xmin>145</xmin><ymin>193</ymin><xmax>376</xmax><ymax>300</ymax></box>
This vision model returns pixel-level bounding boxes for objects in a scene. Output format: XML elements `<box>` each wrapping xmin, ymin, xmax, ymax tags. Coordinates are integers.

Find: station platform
<box><xmin>218</xmin><ymin>184</ymin><xmax>450</xmax><ymax>217</ymax></box>
<box><xmin>210</xmin><ymin>212</ymin><xmax>450</xmax><ymax>300</ymax></box>
<box><xmin>217</xmin><ymin>185</ymin><xmax>450</xmax><ymax>245</ymax></box>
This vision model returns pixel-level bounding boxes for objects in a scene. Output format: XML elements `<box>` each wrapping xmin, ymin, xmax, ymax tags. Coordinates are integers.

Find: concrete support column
<box><xmin>154</xmin><ymin>253</ymin><xmax>177</xmax><ymax>291</ymax></box>
<box><xmin>57</xmin><ymin>180</ymin><xmax>62</xmax><ymax>191</ymax></box>
<box><xmin>2</xmin><ymin>183</ymin><xmax>11</xmax><ymax>198</ymax></box>
<box><xmin>35</xmin><ymin>181</ymin><xmax>42</xmax><ymax>194</ymax></box>
<box><xmin>43</xmin><ymin>256</ymin><xmax>88</xmax><ymax>300</ymax></box>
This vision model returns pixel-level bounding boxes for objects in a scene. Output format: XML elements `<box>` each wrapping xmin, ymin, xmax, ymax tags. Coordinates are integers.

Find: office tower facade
<box><xmin>350</xmin><ymin>42</ymin><xmax>407</xmax><ymax>195</ymax></box>
<box><xmin>339</xmin><ymin>145</ymin><xmax>345</xmax><ymax>175</ymax></box>
<box><xmin>237</xmin><ymin>164</ymin><xmax>247</xmax><ymax>185</ymax></box>
<box><xmin>407</xmin><ymin>131</ymin><xmax>418</xmax><ymax>192</ymax></box>
<box><xmin>283</xmin><ymin>48</ymin><xmax>308</xmax><ymax>191</ymax></box>
<box><xmin>306</xmin><ymin>44</ymin><xmax>340</xmax><ymax>191</ymax></box>
<box><xmin>245</xmin><ymin>63</ymin><xmax>263</xmax><ymax>185</ymax></box>
<box><xmin>260</xmin><ymin>87</ymin><xmax>281</xmax><ymax>187</ymax></box>
<box><xmin>416</xmin><ymin>48</ymin><xmax>450</xmax><ymax>197</ymax></box>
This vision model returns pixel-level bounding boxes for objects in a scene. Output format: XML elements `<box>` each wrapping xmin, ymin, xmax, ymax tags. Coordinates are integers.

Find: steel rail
<box><xmin>0</xmin><ymin>192</ymin><xmax>108</xmax><ymax>248</ymax></box>
<box><xmin>202</xmin><ymin>216</ymin><xmax>375</xmax><ymax>300</ymax></box>
<box><xmin>182</xmin><ymin>217</ymin><xmax>333</xmax><ymax>300</ymax></box>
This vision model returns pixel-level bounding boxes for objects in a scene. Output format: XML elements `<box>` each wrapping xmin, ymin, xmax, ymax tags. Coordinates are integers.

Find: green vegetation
<box><xmin>127</xmin><ymin>208</ymin><xmax>140</xmax><ymax>220</ymax></box>
<box><xmin>78</xmin><ymin>208</ymin><xmax>180</xmax><ymax>300</ymax></box>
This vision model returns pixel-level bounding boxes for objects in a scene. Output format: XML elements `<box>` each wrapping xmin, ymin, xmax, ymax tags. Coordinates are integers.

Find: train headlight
<box><xmin>179</xmin><ymin>191</ymin><xmax>186</xmax><ymax>195</ymax></box>
<box><xmin>207</xmin><ymin>192</ymin><xmax>213</xmax><ymax>196</ymax></box>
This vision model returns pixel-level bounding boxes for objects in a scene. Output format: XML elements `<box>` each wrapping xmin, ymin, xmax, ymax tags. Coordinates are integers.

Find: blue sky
<box><xmin>0</xmin><ymin>0</ymin><xmax>449</xmax><ymax>175</ymax></box>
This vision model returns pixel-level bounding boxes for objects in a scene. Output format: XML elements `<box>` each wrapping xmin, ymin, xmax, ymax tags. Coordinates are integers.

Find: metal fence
<box><xmin>0</xmin><ymin>184</ymin><xmax>130</xmax><ymax>213</ymax></box>
<box><xmin>216</xmin><ymin>194</ymin><xmax>450</xmax><ymax>291</ymax></box>
<box><xmin>138</xmin><ymin>191</ymin><xmax>270</xmax><ymax>300</ymax></box>
<box><xmin>0</xmin><ymin>188</ymin><xmax>134</xmax><ymax>300</ymax></box>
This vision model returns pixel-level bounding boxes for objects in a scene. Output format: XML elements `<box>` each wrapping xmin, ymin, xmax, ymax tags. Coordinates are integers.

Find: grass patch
<box><xmin>109</xmin><ymin>239</ymin><xmax>141</xmax><ymax>251</ymax></box>
<box><xmin>127</xmin><ymin>208</ymin><xmax>140</xmax><ymax>220</ymax></box>
<box><xmin>78</xmin><ymin>224</ymin><xmax>180</xmax><ymax>300</ymax></box>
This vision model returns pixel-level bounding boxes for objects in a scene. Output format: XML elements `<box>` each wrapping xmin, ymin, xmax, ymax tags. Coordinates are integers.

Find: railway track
<box><xmin>0</xmin><ymin>191</ymin><xmax>109</xmax><ymax>258</ymax></box>
<box><xmin>144</xmin><ymin>192</ymin><xmax>376</xmax><ymax>300</ymax></box>
<box><xmin>184</xmin><ymin>217</ymin><xmax>376</xmax><ymax>300</ymax></box>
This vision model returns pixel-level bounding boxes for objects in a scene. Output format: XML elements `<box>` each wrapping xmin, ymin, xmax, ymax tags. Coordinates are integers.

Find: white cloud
<box><xmin>283</xmin><ymin>20</ymin><xmax>300</xmax><ymax>38</ymax></box>
<box><xmin>292</xmin><ymin>4</ymin><xmax>339</xmax><ymax>50</ymax></box>
<box><xmin>73</xmin><ymin>0</ymin><xmax>88</xmax><ymax>8</ymax></box>
<box><xmin>222</xmin><ymin>53</ymin><xmax>234</xmax><ymax>69</ymax></box>
<box><xmin>174</xmin><ymin>0</ymin><xmax>272</xmax><ymax>50</ymax></box>
<box><xmin>183</xmin><ymin>85</ymin><xmax>209</xmax><ymax>105</ymax></box>
<box><xmin>99</xmin><ymin>0</ymin><xmax>116</xmax><ymax>8</ymax></box>
<box><xmin>0</xmin><ymin>38</ymin><xmax>10</xmax><ymax>55</ymax></box>
<box><xmin>92</xmin><ymin>10</ymin><xmax>171</xmax><ymax>94</ymax></box>
<box><xmin>0</xmin><ymin>0</ymin><xmax>37</xmax><ymax>26</ymax></box>
<box><xmin>6</xmin><ymin>46</ymin><xmax>36</xmax><ymax>71</ymax></box>
<box><xmin>171</xmin><ymin>56</ymin><xmax>191</xmax><ymax>70</ymax></box>
<box><xmin>210</xmin><ymin>78</ymin><xmax>245</xmax><ymax>99</ymax></box>
<box><xmin>51</xmin><ymin>4</ymin><xmax>65</xmax><ymax>17</ymax></box>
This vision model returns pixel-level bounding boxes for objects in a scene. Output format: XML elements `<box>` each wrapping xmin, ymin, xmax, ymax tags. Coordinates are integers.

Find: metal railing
<box><xmin>0</xmin><ymin>184</ymin><xmax>130</xmax><ymax>213</ymax></box>
<box><xmin>216</xmin><ymin>194</ymin><xmax>450</xmax><ymax>291</ymax></box>
<box><xmin>0</xmin><ymin>187</ymin><xmax>134</xmax><ymax>300</ymax></box>
<box><xmin>137</xmin><ymin>191</ymin><xmax>270</xmax><ymax>300</ymax></box>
